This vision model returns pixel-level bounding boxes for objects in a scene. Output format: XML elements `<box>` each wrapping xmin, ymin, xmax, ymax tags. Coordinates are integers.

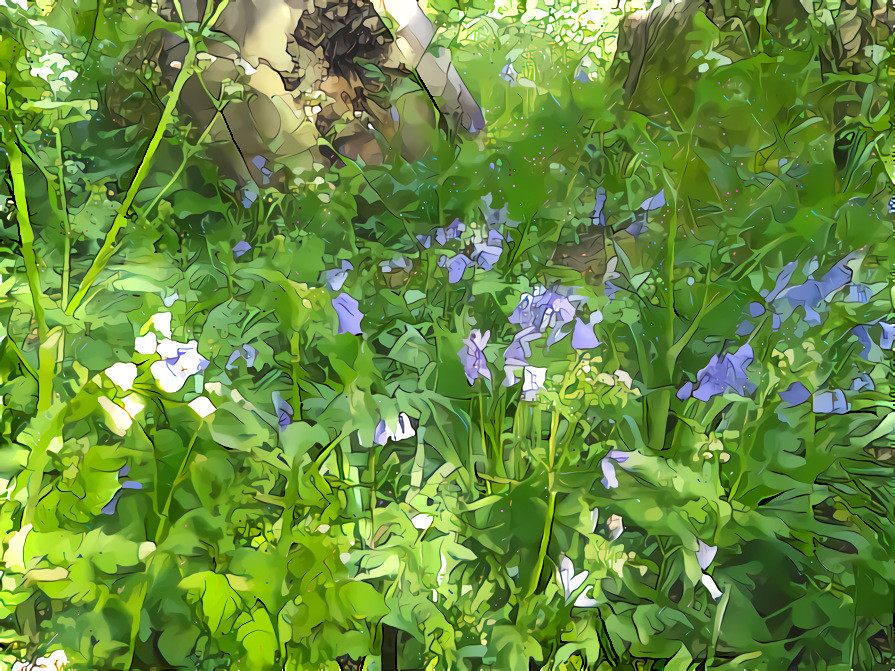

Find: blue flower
<box><xmin>322</xmin><ymin>260</ymin><xmax>354</xmax><ymax>291</ymax></box>
<box><xmin>591</xmin><ymin>187</ymin><xmax>606</xmax><ymax>226</ymax></box>
<box><xmin>571</xmin><ymin>312</ymin><xmax>602</xmax><ymax>350</ymax></box>
<box><xmin>459</xmin><ymin>329</ymin><xmax>491</xmax><ymax>385</ymax></box>
<box><xmin>101</xmin><ymin>465</ymin><xmax>143</xmax><ymax>515</ymax></box>
<box><xmin>332</xmin><ymin>293</ymin><xmax>364</xmax><ymax>335</ymax></box>
<box><xmin>439</xmin><ymin>253</ymin><xmax>473</xmax><ymax>283</ymax></box>
<box><xmin>271</xmin><ymin>391</ymin><xmax>294</xmax><ymax>430</ymax></box>
<box><xmin>684</xmin><ymin>344</ymin><xmax>756</xmax><ymax>402</ymax></box>
<box><xmin>233</xmin><ymin>241</ymin><xmax>252</xmax><ymax>258</ymax></box>
<box><xmin>639</xmin><ymin>189</ymin><xmax>666</xmax><ymax>211</ymax></box>
<box><xmin>435</xmin><ymin>218</ymin><xmax>466</xmax><ymax>246</ymax></box>
<box><xmin>778</xmin><ymin>381</ymin><xmax>810</xmax><ymax>407</ymax></box>
<box><xmin>812</xmin><ymin>389</ymin><xmax>850</xmax><ymax>414</ymax></box>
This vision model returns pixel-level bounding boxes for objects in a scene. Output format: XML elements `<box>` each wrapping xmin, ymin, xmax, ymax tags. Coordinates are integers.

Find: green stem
<box><xmin>526</xmin><ymin>409</ymin><xmax>560</xmax><ymax>598</ymax></box>
<box><xmin>65</xmin><ymin>38</ymin><xmax>199</xmax><ymax>317</ymax></box>
<box><xmin>5</xmin><ymin>135</ymin><xmax>53</xmax><ymax>411</ymax></box>
<box><xmin>527</xmin><ymin>489</ymin><xmax>556</xmax><ymax>599</ymax></box>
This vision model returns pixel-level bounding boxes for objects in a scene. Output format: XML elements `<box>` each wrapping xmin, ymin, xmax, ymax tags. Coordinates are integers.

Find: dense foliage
<box><xmin>1</xmin><ymin>0</ymin><xmax>893</xmax><ymax>669</ymax></box>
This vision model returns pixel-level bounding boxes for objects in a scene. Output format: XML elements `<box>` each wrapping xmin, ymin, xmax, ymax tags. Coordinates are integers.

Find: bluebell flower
<box><xmin>271</xmin><ymin>391</ymin><xmax>294</xmax><ymax>430</ymax></box>
<box><xmin>850</xmin><ymin>374</ymin><xmax>874</xmax><ymax>392</ymax></box>
<box><xmin>778</xmin><ymin>381</ymin><xmax>810</xmax><ymax>407</ymax></box>
<box><xmin>591</xmin><ymin>187</ymin><xmax>606</xmax><ymax>226</ymax></box>
<box><xmin>374</xmin><ymin>412</ymin><xmax>415</xmax><ymax>445</ymax></box>
<box><xmin>481</xmin><ymin>193</ymin><xmax>520</xmax><ymax>228</ymax></box>
<box><xmin>624</xmin><ymin>215</ymin><xmax>648</xmax><ymax>240</ymax></box>
<box><xmin>251</xmin><ymin>155</ymin><xmax>273</xmax><ymax>185</ymax></box>
<box><xmin>332</xmin><ymin>293</ymin><xmax>364</xmax><ymax>335</ymax></box>
<box><xmin>322</xmin><ymin>260</ymin><xmax>354</xmax><ymax>291</ymax></box>
<box><xmin>233</xmin><ymin>241</ymin><xmax>252</xmax><ymax>258</ymax></box>
<box><xmin>471</xmin><ymin>230</ymin><xmax>504</xmax><ymax>271</ymax></box>
<box><xmin>435</xmin><ymin>218</ymin><xmax>466</xmax><ymax>246</ymax></box>
<box><xmin>502</xmin><ymin>325</ymin><xmax>541</xmax><ymax>384</ymax></box>
<box><xmin>101</xmin><ymin>465</ymin><xmax>143</xmax><ymax>515</ymax></box>
<box><xmin>880</xmin><ymin>322</ymin><xmax>894</xmax><ymax>349</ymax></box>
<box><xmin>559</xmin><ymin>556</ymin><xmax>599</xmax><ymax>608</ymax></box>
<box><xmin>226</xmin><ymin>344</ymin><xmax>258</xmax><ymax>370</ymax></box>
<box><xmin>459</xmin><ymin>329</ymin><xmax>491</xmax><ymax>385</ymax></box>
<box><xmin>639</xmin><ymin>189</ymin><xmax>666</xmax><ymax>211</ymax></box>
<box><xmin>499</xmin><ymin>63</ymin><xmax>518</xmax><ymax>86</ymax></box>
<box><xmin>571</xmin><ymin>312</ymin><xmax>603</xmax><ymax>350</ymax></box>
<box><xmin>438</xmin><ymin>253</ymin><xmax>473</xmax><ymax>283</ymax></box>
<box><xmin>852</xmin><ymin>325</ymin><xmax>876</xmax><ymax>362</ymax></box>
<box><xmin>150</xmin><ymin>339</ymin><xmax>209</xmax><ymax>393</ymax></box>
<box><xmin>812</xmin><ymin>390</ymin><xmax>850</xmax><ymax>414</ymax></box>
<box><xmin>684</xmin><ymin>344</ymin><xmax>756</xmax><ymax>402</ymax></box>
<box><xmin>600</xmin><ymin>449</ymin><xmax>630</xmax><ymax>489</ymax></box>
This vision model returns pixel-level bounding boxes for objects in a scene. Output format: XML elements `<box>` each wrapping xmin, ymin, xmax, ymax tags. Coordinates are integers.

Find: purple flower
<box><xmin>471</xmin><ymin>230</ymin><xmax>504</xmax><ymax>271</ymax></box>
<box><xmin>852</xmin><ymin>325</ymin><xmax>876</xmax><ymax>362</ymax></box>
<box><xmin>677</xmin><ymin>381</ymin><xmax>695</xmax><ymax>400</ymax></box>
<box><xmin>509</xmin><ymin>293</ymin><xmax>537</xmax><ymax>328</ymax></box>
<box><xmin>271</xmin><ymin>391</ymin><xmax>294</xmax><ymax>430</ymax></box>
<box><xmin>880</xmin><ymin>322</ymin><xmax>895</xmax><ymax>349</ymax></box>
<box><xmin>812</xmin><ymin>389</ymin><xmax>850</xmax><ymax>414</ymax></box>
<box><xmin>322</xmin><ymin>260</ymin><xmax>354</xmax><ymax>291</ymax></box>
<box><xmin>639</xmin><ymin>189</ymin><xmax>666</xmax><ymax>211</ymax></box>
<box><xmin>435</xmin><ymin>218</ymin><xmax>466</xmax><ymax>246</ymax></box>
<box><xmin>251</xmin><ymin>155</ymin><xmax>273</xmax><ymax>184</ymax></box>
<box><xmin>226</xmin><ymin>344</ymin><xmax>258</xmax><ymax>370</ymax></box>
<box><xmin>332</xmin><ymin>293</ymin><xmax>364</xmax><ymax>335</ymax></box>
<box><xmin>439</xmin><ymin>254</ymin><xmax>473</xmax><ymax>283</ymax></box>
<box><xmin>592</xmin><ymin>187</ymin><xmax>606</xmax><ymax>226</ymax></box>
<box><xmin>625</xmin><ymin>215</ymin><xmax>648</xmax><ymax>239</ymax></box>
<box><xmin>503</xmin><ymin>326</ymin><xmax>541</xmax><ymax>385</ymax></box>
<box><xmin>416</xmin><ymin>234</ymin><xmax>432</xmax><ymax>249</ymax></box>
<box><xmin>459</xmin><ymin>329</ymin><xmax>491</xmax><ymax>385</ymax></box>
<box><xmin>101</xmin><ymin>466</ymin><xmax>143</xmax><ymax>515</ymax></box>
<box><xmin>481</xmin><ymin>193</ymin><xmax>519</xmax><ymax>228</ymax></box>
<box><xmin>846</xmin><ymin>284</ymin><xmax>870</xmax><ymax>303</ymax></box>
<box><xmin>233</xmin><ymin>241</ymin><xmax>252</xmax><ymax>258</ymax></box>
<box><xmin>242</xmin><ymin>189</ymin><xmax>258</xmax><ymax>208</ymax></box>
<box><xmin>571</xmin><ymin>312</ymin><xmax>603</xmax><ymax>350</ymax></box>
<box><xmin>600</xmin><ymin>450</ymin><xmax>631</xmax><ymax>489</ymax></box>
<box><xmin>374</xmin><ymin>412</ymin><xmax>415</xmax><ymax>445</ymax></box>
<box><xmin>499</xmin><ymin>63</ymin><xmax>518</xmax><ymax>86</ymax></box>
<box><xmin>850</xmin><ymin>374</ymin><xmax>874</xmax><ymax>392</ymax></box>
<box><xmin>778</xmin><ymin>381</ymin><xmax>810</xmax><ymax>407</ymax></box>
<box><xmin>691</xmin><ymin>344</ymin><xmax>756</xmax><ymax>402</ymax></box>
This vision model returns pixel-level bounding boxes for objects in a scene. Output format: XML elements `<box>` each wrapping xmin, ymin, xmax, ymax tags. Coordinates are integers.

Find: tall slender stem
<box><xmin>5</xmin><ymin>132</ymin><xmax>53</xmax><ymax>411</ymax></box>
<box><xmin>65</xmin><ymin>37</ymin><xmax>199</xmax><ymax>317</ymax></box>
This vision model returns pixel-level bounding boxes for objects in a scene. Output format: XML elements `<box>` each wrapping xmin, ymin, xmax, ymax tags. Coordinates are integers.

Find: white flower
<box><xmin>701</xmin><ymin>574</ymin><xmax>723</xmax><ymax>601</ymax></box>
<box><xmin>374</xmin><ymin>412</ymin><xmax>415</xmax><ymax>445</ymax></box>
<box><xmin>12</xmin><ymin>649</ymin><xmax>68</xmax><ymax>671</ymax></box>
<box><xmin>134</xmin><ymin>331</ymin><xmax>158</xmax><ymax>355</ymax></box>
<box><xmin>150</xmin><ymin>339</ymin><xmax>208</xmax><ymax>393</ymax></box>
<box><xmin>410</xmin><ymin>513</ymin><xmax>433</xmax><ymax>530</ymax></box>
<box><xmin>104</xmin><ymin>362</ymin><xmax>137</xmax><ymax>391</ymax></box>
<box><xmin>187</xmin><ymin>396</ymin><xmax>216</xmax><ymax>418</ymax></box>
<box><xmin>696</xmin><ymin>540</ymin><xmax>718</xmax><ymax>570</ymax></box>
<box><xmin>559</xmin><ymin>556</ymin><xmax>599</xmax><ymax>608</ymax></box>
<box><xmin>151</xmin><ymin>312</ymin><xmax>172</xmax><ymax>338</ymax></box>
<box><xmin>521</xmin><ymin>365</ymin><xmax>547</xmax><ymax>401</ymax></box>
<box><xmin>614</xmin><ymin>369</ymin><xmax>633</xmax><ymax>388</ymax></box>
